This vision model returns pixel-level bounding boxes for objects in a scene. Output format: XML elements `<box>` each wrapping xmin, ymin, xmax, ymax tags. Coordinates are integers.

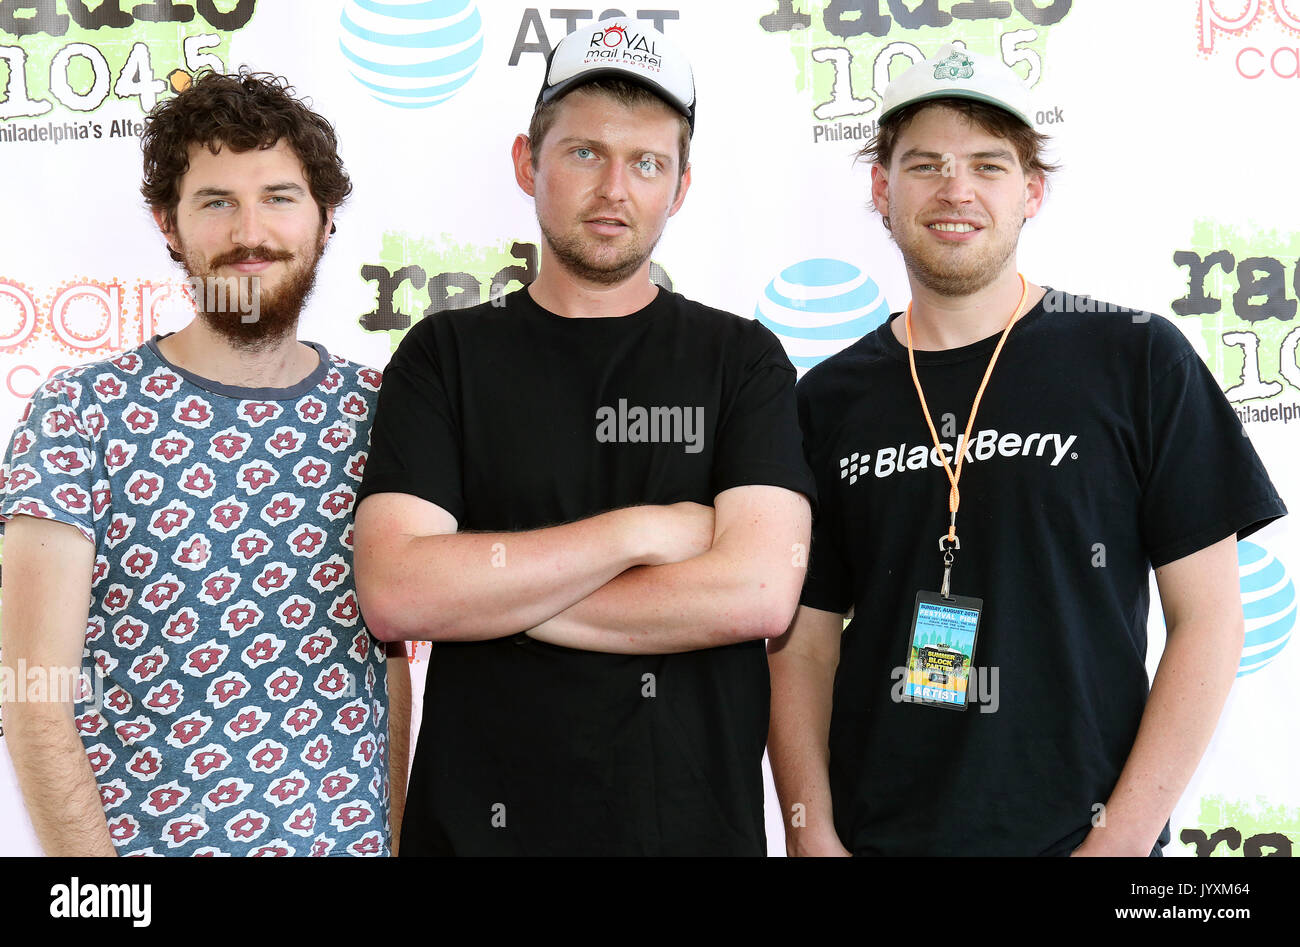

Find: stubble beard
<box><xmin>894</xmin><ymin>216</ymin><xmax>1023</xmax><ymax>298</ymax></box>
<box><xmin>178</xmin><ymin>231</ymin><xmax>325</xmax><ymax>349</ymax></box>
<box><xmin>539</xmin><ymin>217</ymin><xmax>656</xmax><ymax>287</ymax></box>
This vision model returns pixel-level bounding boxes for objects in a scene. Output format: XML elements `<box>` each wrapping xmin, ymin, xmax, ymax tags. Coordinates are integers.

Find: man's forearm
<box><xmin>767</xmin><ymin>607</ymin><xmax>849</xmax><ymax>857</ymax></box>
<box><xmin>4</xmin><ymin>701</ymin><xmax>116</xmax><ymax>856</ymax></box>
<box><xmin>384</xmin><ymin>642</ymin><xmax>410</xmax><ymax>856</ymax></box>
<box><xmin>358</xmin><ymin>505</ymin><xmax>674</xmax><ymax>643</ymax></box>
<box><xmin>525</xmin><ymin>487</ymin><xmax>811</xmax><ymax>654</ymax></box>
<box><xmin>525</xmin><ymin>544</ymin><xmax>795</xmax><ymax>653</ymax></box>
<box><xmin>1076</xmin><ymin>615</ymin><xmax>1242</xmax><ymax>856</ymax></box>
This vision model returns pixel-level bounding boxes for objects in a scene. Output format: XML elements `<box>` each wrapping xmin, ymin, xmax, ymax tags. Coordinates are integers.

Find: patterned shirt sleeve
<box><xmin>1</xmin><ymin>369</ymin><xmax>106</xmax><ymax>545</ymax></box>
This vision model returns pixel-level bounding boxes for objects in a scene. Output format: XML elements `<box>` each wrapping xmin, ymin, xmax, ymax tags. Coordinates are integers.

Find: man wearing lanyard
<box><xmin>769</xmin><ymin>45</ymin><xmax>1286</xmax><ymax>856</ymax></box>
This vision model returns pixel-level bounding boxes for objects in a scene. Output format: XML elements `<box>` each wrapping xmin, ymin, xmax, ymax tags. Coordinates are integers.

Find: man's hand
<box><xmin>0</xmin><ymin>514</ymin><xmax>116</xmax><ymax>856</ymax></box>
<box><xmin>787</xmin><ymin>824</ymin><xmax>852</xmax><ymax>857</ymax></box>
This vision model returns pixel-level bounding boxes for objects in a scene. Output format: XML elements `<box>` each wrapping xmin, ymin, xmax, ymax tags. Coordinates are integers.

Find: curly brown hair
<box><xmin>141</xmin><ymin>69</ymin><xmax>352</xmax><ymax>234</ymax></box>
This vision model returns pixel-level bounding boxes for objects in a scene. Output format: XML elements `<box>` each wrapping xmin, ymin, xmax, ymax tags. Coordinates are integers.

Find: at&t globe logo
<box><xmin>339</xmin><ymin>0</ymin><xmax>484</xmax><ymax>109</ymax></box>
<box><xmin>1238</xmin><ymin>541</ymin><xmax>1295</xmax><ymax>677</ymax></box>
<box><xmin>755</xmin><ymin>259</ymin><xmax>890</xmax><ymax>374</ymax></box>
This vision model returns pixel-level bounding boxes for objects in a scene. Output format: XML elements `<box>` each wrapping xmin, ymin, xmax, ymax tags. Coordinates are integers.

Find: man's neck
<box><xmin>155</xmin><ymin>318</ymin><xmax>318</xmax><ymax>389</ymax></box>
<box><xmin>526</xmin><ymin>255</ymin><xmax>659</xmax><ymax>319</ymax></box>
<box><xmin>891</xmin><ymin>270</ymin><xmax>1045</xmax><ymax>352</ymax></box>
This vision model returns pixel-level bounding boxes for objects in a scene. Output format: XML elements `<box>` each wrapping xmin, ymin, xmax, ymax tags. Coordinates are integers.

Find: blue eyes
<box><xmin>571</xmin><ymin>148</ymin><xmax>662</xmax><ymax>177</ymax></box>
<box><xmin>202</xmin><ymin>196</ymin><xmax>294</xmax><ymax>209</ymax></box>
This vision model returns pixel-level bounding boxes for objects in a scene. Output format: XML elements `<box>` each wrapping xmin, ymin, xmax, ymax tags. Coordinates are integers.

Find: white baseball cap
<box><xmin>537</xmin><ymin>17</ymin><xmax>696</xmax><ymax>132</ymax></box>
<box><xmin>880</xmin><ymin>43</ymin><xmax>1033</xmax><ymax>126</ymax></box>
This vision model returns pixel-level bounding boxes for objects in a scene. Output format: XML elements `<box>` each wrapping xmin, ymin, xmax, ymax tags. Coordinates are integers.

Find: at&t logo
<box><xmin>754</xmin><ymin>258</ymin><xmax>889</xmax><ymax>374</ymax></box>
<box><xmin>339</xmin><ymin>0</ymin><xmax>484</xmax><ymax>109</ymax></box>
<box><xmin>1237</xmin><ymin>540</ymin><xmax>1295</xmax><ymax>676</ymax></box>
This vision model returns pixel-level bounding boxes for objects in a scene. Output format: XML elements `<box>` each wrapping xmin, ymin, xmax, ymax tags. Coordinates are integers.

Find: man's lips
<box><xmin>224</xmin><ymin>259</ymin><xmax>274</xmax><ymax>273</ymax></box>
<box><xmin>585</xmin><ymin>215</ymin><xmax>629</xmax><ymax>235</ymax></box>
<box><xmin>211</xmin><ymin>248</ymin><xmax>293</xmax><ymax>271</ymax></box>
<box><xmin>925</xmin><ymin>219</ymin><xmax>983</xmax><ymax>240</ymax></box>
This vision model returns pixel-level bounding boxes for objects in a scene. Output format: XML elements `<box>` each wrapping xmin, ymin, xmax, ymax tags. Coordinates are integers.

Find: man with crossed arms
<box><xmin>355</xmin><ymin>20</ymin><xmax>814</xmax><ymax>856</ymax></box>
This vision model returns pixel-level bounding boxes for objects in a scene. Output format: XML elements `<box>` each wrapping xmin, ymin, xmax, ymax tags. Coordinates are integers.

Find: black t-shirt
<box><xmin>797</xmin><ymin>290</ymin><xmax>1286</xmax><ymax>856</ymax></box>
<box><xmin>360</xmin><ymin>286</ymin><xmax>816</xmax><ymax>855</ymax></box>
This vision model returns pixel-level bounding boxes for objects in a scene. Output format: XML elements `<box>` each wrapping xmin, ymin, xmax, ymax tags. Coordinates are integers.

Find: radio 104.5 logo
<box><xmin>757</xmin><ymin>0</ymin><xmax>1073</xmax><ymax>142</ymax></box>
<box><xmin>0</xmin><ymin>0</ymin><xmax>258</xmax><ymax>121</ymax></box>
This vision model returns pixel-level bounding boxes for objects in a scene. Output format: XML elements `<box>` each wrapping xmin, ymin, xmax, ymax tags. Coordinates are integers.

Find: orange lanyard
<box><xmin>905</xmin><ymin>274</ymin><xmax>1029</xmax><ymax>590</ymax></box>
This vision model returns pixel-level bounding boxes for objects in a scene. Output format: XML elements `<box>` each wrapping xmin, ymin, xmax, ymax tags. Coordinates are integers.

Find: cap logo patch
<box><xmin>587</xmin><ymin>23</ymin><xmax>663</xmax><ymax>71</ymax></box>
<box><xmin>935</xmin><ymin>51</ymin><xmax>975</xmax><ymax>81</ymax></box>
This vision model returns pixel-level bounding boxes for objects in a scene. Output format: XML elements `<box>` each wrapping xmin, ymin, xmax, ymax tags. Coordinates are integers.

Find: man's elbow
<box><xmin>729</xmin><ymin>581</ymin><xmax>803</xmax><ymax>643</ymax></box>
<box><xmin>358</xmin><ymin>578</ymin><xmax>465</xmax><ymax>643</ymax></box>
<box><xmin>356</xmin><ymin>575</ymin><xmax>427</xmax><ymax>643</ymax></box>
<box><xmin>360</xmin><ymin>594</ymin><xmax>449</xmax><ymax>643</ymax></box>
<box><xmin>366</xmin><ymin>620</ymin><xmax>402</xmax><ymax>645</ymax></box>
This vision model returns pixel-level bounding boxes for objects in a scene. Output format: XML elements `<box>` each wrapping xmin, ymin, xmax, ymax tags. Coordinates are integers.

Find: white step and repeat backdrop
<box><xmin>0</xmin><ymin>0</ymin><xmax>1296</xmax><ymax>856</ymax></box>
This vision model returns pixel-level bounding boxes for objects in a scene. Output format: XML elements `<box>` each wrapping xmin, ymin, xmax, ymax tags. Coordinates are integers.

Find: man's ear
<box><xmin>1023</xmin><ymin>171</ymin><xmax>1045</xmax><ymax>220</ymax></box>
<box><xmin>321</xmin><ymin>206</ymin><xmax>336</xmax><ymax>246</ymax></box>
<box><xmin>870</xmin><ymin>163</ymin><xmax>890</xmax><ymax>220</ymax></box>
<box><xmin>512</xmin><ymin>134</ymin><xmax>536</xmax><ymax>197</ymax></box>
<box><xmin>668</xmin><ymin>163</ymin><xmax>691</xmax><ymax>217</ymax></box>
<box><xmin>152</xmin><ymin>206</ymin><xmax>178</xmax><ymax>255</ymax></box>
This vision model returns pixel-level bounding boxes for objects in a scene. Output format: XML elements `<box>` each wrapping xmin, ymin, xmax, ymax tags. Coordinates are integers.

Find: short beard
<box><xmin>896</xmin><ymin>224</ymin><xmax>1020</xmax><ymax>299</ymax></box>
<box><xmin>901</xmin><ymin>248</ymin><xmax>1002</xmax><ymax>298</ymax></box>
<box><xmin>539</xmin><ymin>221</ymin><xmax>650</xmax><ymax>286</ymax></box>
<box><xmin>179</xmin><ymin>237</ymin><xmax>324</xmax><ymax>350</ymax></box>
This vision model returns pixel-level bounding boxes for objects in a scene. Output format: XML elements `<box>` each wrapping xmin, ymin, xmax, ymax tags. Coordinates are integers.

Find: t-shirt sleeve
<box><xmin>0</xmin><ymin>374</ymin><xmax>102</xmax><ymax>544</ymax></box>
<box><xmin>356</xmin><ymin>321</ymin><xmax>465</xmax><ymax>523</ymax></box>
<box><xmin>710</xmin><ymin>322</ymin><xmax>818</xmax><ymax>510</ymax></box>
<box><xmin>794</xmin><ymin>376</ymin><xmax>854</xmax><ymax>614</ymax></box>
<box><xmin>1139</xmin><ymin>319</ymin><xmax>1287</xmax><ymax>568</ymax></box>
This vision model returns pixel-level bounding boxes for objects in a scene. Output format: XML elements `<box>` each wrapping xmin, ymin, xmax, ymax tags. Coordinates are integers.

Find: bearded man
<box><xmin>0</xmin><ymin>71</ymin><xmax>408</xmax><ymax>856</ymax></box>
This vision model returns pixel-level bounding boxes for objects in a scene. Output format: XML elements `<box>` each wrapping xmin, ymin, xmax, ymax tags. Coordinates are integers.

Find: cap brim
<box><xmin>539</xmin><ymin>68</ymin><xmax>694</xmax><ymax>127</ymax></box>
<box><xmin>880</xmin><ymin>89</ymin><xmax>1032</xmax><ymax>126</ymax></box>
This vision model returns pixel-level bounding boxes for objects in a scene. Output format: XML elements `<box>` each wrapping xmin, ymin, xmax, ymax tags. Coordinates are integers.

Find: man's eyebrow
<box><xmin>898</xmin><ymin>148</ymin><xmax>1017</xmax><ymax>162</ymax></box>
<box><xmin>553</xmin><ymin>136</ymin><xmax>602</xmax><ymax>150</ymax></box>
<box><xmin>188</xmin><ymin>183</ymin><xmax>306</xmax><ymax>200</ymax></box>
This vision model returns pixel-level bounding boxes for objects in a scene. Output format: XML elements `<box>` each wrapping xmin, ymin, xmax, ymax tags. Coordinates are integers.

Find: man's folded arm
<box><xmin>0</xmin><ymin>514</ymin><xmax>117</xmax><ymax>856</ymax></box>
<box><xmin>353</xmin><ymin>493</ymin><xmax>714</xmax><ymax>643</ymax></box>
<box><xmin>525</xmin><ymin>484</ymin><xmax>812</xmax><ymax>654</ymax></box>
